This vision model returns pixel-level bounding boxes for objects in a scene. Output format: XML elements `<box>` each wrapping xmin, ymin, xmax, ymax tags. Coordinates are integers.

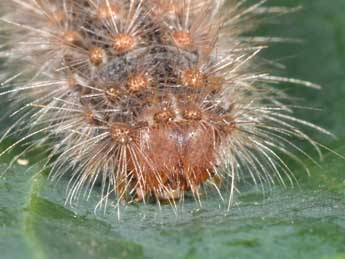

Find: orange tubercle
<box><xmin>89</xmin><ymin>47</ymin><xmax>106</xmax><ymax>66</ymax></box>
<box><xmin>127</xmin><ymin>73</ymin><xmax>150</xmax><ymax>93</ymax></box>
<box><xmin>112</xmin><ymin>33</ymin><xmax>136</xmax><ymax>54</ymax></box>
<box><xmin>181</xmin><ymin>69</ymin><xmax>205</xmax><ymax>89</ymax></box>
<box><xmin>124</xmin><ymin>120</ymin><xmax>223</xmax><ymax>200</ymax></box>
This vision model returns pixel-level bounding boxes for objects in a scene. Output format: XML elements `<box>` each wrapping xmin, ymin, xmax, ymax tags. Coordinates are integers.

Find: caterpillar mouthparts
<box><xmin>0</xmin><ymin>0</ymin><xmax>330</xmax><ymax>213</ymax></box>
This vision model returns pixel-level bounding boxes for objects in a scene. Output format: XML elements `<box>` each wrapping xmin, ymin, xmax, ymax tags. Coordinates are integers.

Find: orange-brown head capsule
<box><xmin>171</xmin><ymin>31</ymin><xmax>193</xmax><ymax>49</ymax></box>
<box><xmin>181</xmin><ymin>69</ymin><xmax>205</xmax><ymax>89</ymax></box>
<box><xmin>127</xmin><ymin>73</ymin><xmax>149</xmax><ymax>93</ymax></box>
<box><xmin>89</xmin><ymin>47</ymin><xmax>106</xmax><ymax>66</ymax></box>
<box><xmin>112</xmin><ymin>33</ymin><xmax>136</xmax><ymax>54</ymax></box>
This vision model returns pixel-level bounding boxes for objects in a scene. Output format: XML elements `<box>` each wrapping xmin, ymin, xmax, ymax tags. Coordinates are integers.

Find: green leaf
<box><xmin>1</xmin><ymin>141</ymin><xmax>345</xmax><ymax>259</ymax></box>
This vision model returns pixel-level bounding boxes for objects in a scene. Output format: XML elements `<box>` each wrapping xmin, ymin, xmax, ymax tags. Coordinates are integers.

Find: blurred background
<box><xmin>1</xmin><ymin>1</ymin><xmax>345</xmax><ymax>259</ymax></box>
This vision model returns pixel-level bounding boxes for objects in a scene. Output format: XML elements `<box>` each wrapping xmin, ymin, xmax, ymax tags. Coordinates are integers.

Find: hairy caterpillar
<box><xmin>0</xmin><ymin>0</ymin><xmax>332</xmax><ymax>213</ymax></box>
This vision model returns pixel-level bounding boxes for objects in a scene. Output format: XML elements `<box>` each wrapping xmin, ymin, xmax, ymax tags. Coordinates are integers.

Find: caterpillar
<box><xmin>0</xmin><ymin>0</ymin><xmax>331</xmax><ymax>213</ymax></box>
